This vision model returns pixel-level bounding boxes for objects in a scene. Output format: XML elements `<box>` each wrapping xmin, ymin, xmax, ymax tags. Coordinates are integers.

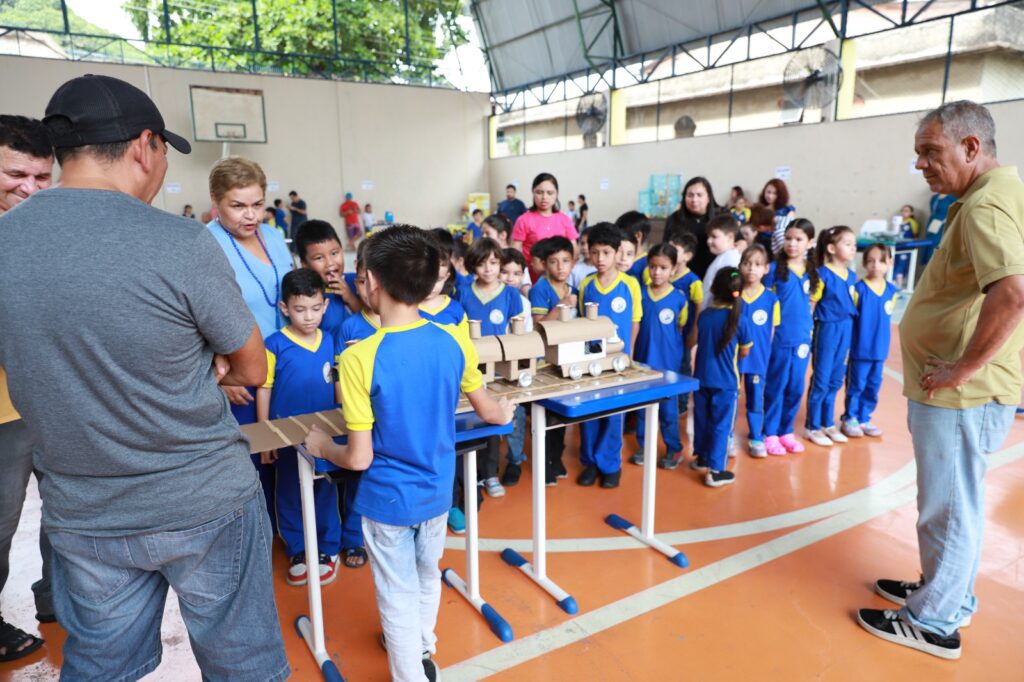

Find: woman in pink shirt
<box><xmin>511</xmin><ymin>172</ymin><xmax>579</xmax><ymax>279</ymax></box>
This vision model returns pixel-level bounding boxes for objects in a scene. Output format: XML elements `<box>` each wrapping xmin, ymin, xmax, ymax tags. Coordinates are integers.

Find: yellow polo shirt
<box><xmin>900</xmin><ymin>166</ymin><xmax>1024</xmax><ymax>408</ymax></box>
<box><xmin>0</xmin><ymin>367</ymin><xmax>19</xmax><ymax>425</ymax></box>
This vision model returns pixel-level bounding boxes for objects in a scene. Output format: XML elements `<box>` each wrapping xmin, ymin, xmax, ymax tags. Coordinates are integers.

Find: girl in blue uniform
<box><xmin>737</xmin><ymin>245</ymin><xmax>780</xmax><ymax>458</ymax></box>
<box><xmin>419</xmin><ymin>238</ymin><xmax>469</xmax><ymax>336</ymax></box>
<box><xmin>842</xmin><ymin>243</ymin><xmax>899</xmax><ymax>438</ymax></box>
<box><xmin>692</xmin><ymin>267</ymin><xmax>752</xmax><ymax>487</ymax></box>
<box><xmin>805</xmin><ymin>225</ymin><xmax>858</xmax><ymax>447</ymax></box>
<box><xmin>763</xmin><ymin>219</ymin><xmax>819</xmax><ymax>455</ymax></box>
<box><xmin>632</xmin><ymin>244</ymin><xmax>689</xmax><ymax>469</ymax></box>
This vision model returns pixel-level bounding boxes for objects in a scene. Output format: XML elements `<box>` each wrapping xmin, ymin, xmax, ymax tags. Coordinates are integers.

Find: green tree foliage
<box><xmin>125</xmin><ymin>0</ymin><xmax>467</xmax><ymax>82</ymax></box>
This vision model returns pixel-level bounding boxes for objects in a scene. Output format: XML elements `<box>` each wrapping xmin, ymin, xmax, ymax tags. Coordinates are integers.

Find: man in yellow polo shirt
<box><xmin>0</xmin><ymin>115</ymin><xmax>54</xmax><ymax>661</ymax></box>
<box><xmin>857</xmin><ymin>101</ymin><xmax>1024</xmax><ymax>660</ymax></box>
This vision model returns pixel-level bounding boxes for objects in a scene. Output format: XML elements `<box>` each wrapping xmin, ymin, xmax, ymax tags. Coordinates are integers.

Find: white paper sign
<box><xmin>599</xmin><ymin>178</ymin><xmax>610</xmax><ymax>191</ymax></box>
<box><xmin>927</xmin><ymin>219</ymin><xmax>943</xmax><ymax>234</ymax></box>
<box><xmin>267</xmin><ymin>180</ymin><xmax>280</xmax><ymax>191</ymax></box>
<box><xmin>361</xmin><ymin>180</ymin><xmax>374</xmax><ymax>191</ymax></box>
<box><xmin>774</xmin><ymin>166</ymin><xmax>791</xmax><ymax>181</ymax></box>
<box><xmin>165</xmin><ymin>183</ymin><xmax>181</xmax><ymax>194</ymax></box>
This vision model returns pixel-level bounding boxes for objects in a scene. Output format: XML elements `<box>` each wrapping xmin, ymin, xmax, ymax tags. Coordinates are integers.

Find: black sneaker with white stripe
<box><xmin>857</xmin><ymin>608</ymin><xmax>961</xmax><ymax>660</ymax></box>
<box><xmin>874</xmin><ymin>576</ymin><xmax>923</xmax><ymax>606</ymax></box>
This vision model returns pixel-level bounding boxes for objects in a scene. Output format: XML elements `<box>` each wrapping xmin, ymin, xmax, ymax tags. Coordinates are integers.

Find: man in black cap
<box><xmin>0</xmin><ymin>75</ymin><xmax>288</xmax><ymax>680</ymax></box>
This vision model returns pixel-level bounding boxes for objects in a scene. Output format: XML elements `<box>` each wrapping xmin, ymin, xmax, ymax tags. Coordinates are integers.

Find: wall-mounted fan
<box><xmin>783</xmin><ymin>47</ymin><xmax>843</xmax><ymax>110</ymax></box>
<box><xmin>576</xmin><ymin>92</ymin><xmax>607</xmax><ymax>148</ymax></box>
<box><xmin>674</xmin><ymin>115</ymin><xmax>696</xmax><ymax>138</ymax></box>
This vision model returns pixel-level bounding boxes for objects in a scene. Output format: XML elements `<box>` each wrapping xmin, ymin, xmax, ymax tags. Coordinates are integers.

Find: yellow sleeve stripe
<box><xmin>678</xmin><ymin>302</ymin><xmax>689</xmax><ymax>328</ymax></box>
<box><xmin>690</xmin><ymin>280</ymin><xmax>704</xmax><ymax>303</ymax></box>
<box><xmin>262</xmin><ymin>350</ymin><xmax>276</xmax><ymax>389</ymax></box>
<box><xmin>531</xmin><ymin>306</ymin><xmax>549</xmax><ymax>314</ymax></box>
<box><xmin>740</xmin><ymin>342</ymin><xmax>754</xmax><ymax>349</ymax></box>
<box><xmin>339</xmin><ymin>331</ymin><xmax>386</xmax><ymax>432</ymax></box>
<box><xmin>811</xmin><ymin>281</ymin><xmax>824</xmax><ymax>303</ymax></box>
<box><xmin>772</xmin><ymin>301</ymin><xmax>781</xmax><ymax>326</ymax></box>
<box><xmin>439</xmin><ymin>323</ymin><xmax>484</xmax><ymax>394</ymax></box>
<box><xmin>628</xmin><ymin>277</ymin><xmax>643</xmax><ymax>322</ymax></box>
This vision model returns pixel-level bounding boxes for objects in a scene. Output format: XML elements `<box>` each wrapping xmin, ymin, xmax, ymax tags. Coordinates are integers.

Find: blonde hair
<box><xmin>208</xmin><ymin>157</ymin><xmax>267</xmax><ymax>201</ymax></box>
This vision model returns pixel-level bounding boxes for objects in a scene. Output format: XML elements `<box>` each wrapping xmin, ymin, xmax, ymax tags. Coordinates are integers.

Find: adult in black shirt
<box><xmin>288</xmin><ymin>189</ymin><xmax>307</xmax><ymax>238</ymax></box>
<box><xmin>663</xmin><ymin>176</ymin><xmax>720</xmax><ymax>277</ymax></box>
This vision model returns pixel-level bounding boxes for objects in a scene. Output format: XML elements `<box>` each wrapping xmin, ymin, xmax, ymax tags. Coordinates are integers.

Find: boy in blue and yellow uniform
<box><xmin>737</xmin><ymin>245</ymin><xmax>780</xmax><ymax>457</ymax></box>
<box><xmin>663</xmin><ymin>232</ymin><xmax>704</xmax><ymax>413</ymax></box>
<box><xmin>631</xmin><ymin>243</ymin><xmax>689</xmax><ymax>469</ymax></box>
<box><xmin>576</xmin><ymin>223</ymin><xmax>642</xmax><ymax>488</ymax></box>
<box><xmin>256</xmin><ymin>269</ymin><xmax>342</xmax><ymax>586</ymax></box>
<box><xmin>303</xmin><ymin>226</ymin><xmax>513</xmax><ymax>681</ymax></box>
<box><xmin>842</xmin><ymin>243</ymin><xmax>900</xmax><ymax>438</ymax></box>
<box><xmin>294</xmin><ymin>220</ymin><xmax>363</xmax><ymax>340</ymax></box>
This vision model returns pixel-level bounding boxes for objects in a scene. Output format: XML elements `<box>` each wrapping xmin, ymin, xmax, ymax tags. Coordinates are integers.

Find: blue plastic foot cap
<box><xmin>294</xmin><ymin>615</ymin><xmax>309</xmax><ymax>638</ymax></box>
<box><xmin>501</xmin><ymin>548</ymin><xmax>527</xmax><ymax>568</ymax></box>
<box><xmin>481</xmin><ymin>603</ymin><xmax>515</xmax><ymax>642</ymax></box>
<box><xmin>322</xmin><ymin>660</ymin><xmax>345</xmax><ymax>682</ymax></box>
<box><xmin>557</xmin><ymin>596</ymin><xmax>579</xmax><ymax>614</ymax></box>
<box><xmin>440</xmin><ymin>568</ymin><xmax>454</xmax><ymax>588</ymax></box>
<box><xmin>669</xmin><ymin>551</ymin><xmax>690</xmax><ymax>569</ymax></box>
<box><xmin>605</xmin><ymin>513</ymin><xmax>634</xmax><ymax>531</ymax></box>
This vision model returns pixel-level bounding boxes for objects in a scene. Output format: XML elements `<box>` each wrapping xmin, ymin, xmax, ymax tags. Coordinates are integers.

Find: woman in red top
<box><xmin>511</xmin><ymin>172</ymin><xmax>579</xmax><ymax>280</ymax></box>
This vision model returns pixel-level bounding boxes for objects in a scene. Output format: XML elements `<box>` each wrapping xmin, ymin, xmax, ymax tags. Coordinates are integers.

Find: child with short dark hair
<box><xmin>748</xmin><ymin>203</ymin><xmax>776</xmax><ymax>251</ymax></box>
<box><xmin>616</xmin><ymin>229</ymin><xmax>638</xmax><ymax>275</ymax></box>
<box><xmin>420</xmin><ymin>236</ymin><xmax>469</xmax><ymax>334</ymax></box>
<box><xmin>495</xmin><ymin>247</ymin><xmax>533</xmax><ymax>487</ymax></box>
<box><xmin>692</xmin><ymin>267</ymin><xmax>752</xmax><ymax>487</ymax></box>
<box><xmin>304</xmin><ymin>226</ymin><xmax>513</xmax><ymax>682</ymax></box>
<box><xmin>481</xmin><ymin>213</ymin><xmax>512</xmax><ymax>248</ymax></box>
<box><xmin>702</xmin><ymin>215</ymin><xmax>742</xmax><ymax>308</ymax></box>
<box><xmin>459</xmin><ymin>237</ymin><xmax>524</xmax><ymax>496</ymax></box>
<box><xmin>632</xmin><ymin>243</ymin><xmax>689</xmax><ymax>469</ymax></box>
<box><xmin>737</xmin><ymin>245</ymin><xmax>779</xmax><ymax>458</ymax></box>
<box><xmin>664</xmin><ymin>231</ymin><xmax>704</xmax><ymax>417</ymax></box>
<box><xmin>256</xmin><ymin>268</ymin><xmax>343</xmax><ymax>585</ymax></box>
<box><xmin>576</xmin><ymin>223</ymin><xmax>642</xmax><ymax>488</ymax></box>
<box><xmin>467</xmin><ymin>208</ymin><xmax>484</xmax><ymax>242</ymax></box>
<box><xmin>615</xmin><ymin>210</ymin><xmax>651</xmax><ymax>280</ymax></box>
<box><xmin>842</xmin><ymin>243</ymin><xmax>898</xmax><ymax>438</ymax></box>
<box><xmin>570</xmin><ymin>230</ymin><xmax>597</xmax><ymax>288</ymax></box>
<box><xmin>294</xmin><ymin>220</ymin><xmax>362</xmax><ymax>339</ymax></box>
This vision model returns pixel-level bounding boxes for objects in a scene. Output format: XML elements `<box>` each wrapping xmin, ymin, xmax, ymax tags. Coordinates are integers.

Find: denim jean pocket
<box><xmin>980</xmin><ymin>402</ymin><xmax>1015</xmax><ymax>454</ymax></box>
<box><xmin>49</xmin><ymin>532</ymin><xmax>132</xmax><ymax>605</ymax></box>
<box><xmin>147</xmin><ymin>509</ymin><xmax>244</xmax><ymax>608</ymax></box>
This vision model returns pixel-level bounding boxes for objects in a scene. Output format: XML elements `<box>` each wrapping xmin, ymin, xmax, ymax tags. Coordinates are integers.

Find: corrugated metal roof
<box><xmin>472</xmin><ymin>0</ymin><xmax>829</xmax><ymax>91</ymax></box>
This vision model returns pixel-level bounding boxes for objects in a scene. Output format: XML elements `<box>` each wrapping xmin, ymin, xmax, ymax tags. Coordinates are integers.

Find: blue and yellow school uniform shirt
<box><xmin>815</xmin><ymin>263</ymin><xmax>858</xmax><ymax>322</ymax></box>
<box><xmin>338</xmin><ymin>310</ymin><xmax>380</xmax><ymax>348</ymax></box>
<box><xmin>672</xmin><ymin>269</ymin><xmax>703</xmax><ymax>338</ymax></box>
<box><xmin>263</xmin><ymin>328</ymin><xmax>337</xmax><ymax>419</ymax></box>
<box><xmin>455</xmin><ymin>271</ymin><xmax>474</xmax><ymax>293</ymax></box>
<box><xmin>627</xmin><ymin>253</ymin><xmax>648</xmax><ymax>281</ymax></box>
<box><xmin>339</xmin><ymin>320</ymin><xmax>482</xmax><ymax>526</ymax></box>
<box><xmin>764</xmin><ymin>261</ymin><xmax>820</xmax><ymax>351</ymax></box>
<box><xmin>738</xmin><ymin>286</ymin><xmax>780</xmax><ymax>376</ymax></box>
<box><xmin>458</xmin><ymin>282</ymin><xmax>523</xmax><ymax>336</ymax></box>
<box><xmin>529</xmin><ymin>276</ymin><xmax>577</xmax><ymax>317</ymax></box>
<box><xmin>851</xmin><ymin>279</ymin><xmax>899</xmax><ymax>361</ymax></box>
<box><xmin>319</xmin><ymin>292</ymin><xmax>352</xmax><ymax>342</ymax></box>
<box><xmin>694</xmin><ymin>306</ymin><xmax>753</xmax><ymax>390</ymax></box>
<box><xmin>420</xmin><ymin>295</ymin><xmax>470</xmax><ymax>338</ymax></box>
<box><xmin>634</xmin><ymin>286</ymin><xmax>688</xmax><ymax>370</ymax></box>
<box><xmin>578</xmin><ymin>272</ymin><xmax>643</xmax><ymax>354</ymax></box>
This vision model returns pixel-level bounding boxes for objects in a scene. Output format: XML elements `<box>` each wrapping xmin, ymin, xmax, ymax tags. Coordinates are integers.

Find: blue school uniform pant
<box><xmin>806</xmin><ymin>320</ymin><xmax>852</xmax><ymax>431</ymax></box>
<box><xmin>743</xmin><ymin>374</ymin><xmax>765</xmax><ymax>442</ymax></box>
<box><xmin>231</xmin><ymin>397</ymin><xmax>277</xmax><ymax>531</ymax></box>
<box><xmin>636</xmin><ymin>396</ymin><xmax>683</xmax><ymax>454</ymax></box>
<box><xmin>692</xmin><ymin>387</ymin><xmax>738</xmax><ymax>473</ymax></box>
<box><xmin>580</xmin><ymin>414</ymin><xmax>623</xmax><ymax>474</ymax></box>
<box><xmin>275</xmin><ymin>447</ymin><xmax>342</xmax><ymax>558</ymax></box>
<box><xmin>336</xmin><ymin>475</ymin><xmax>364</xmax><ymax>550</ymax></box>
<box><xmin>844</xmin><ymin>359</ymin><xmax>884</xmax><ymax>424</ymax></box>
<box><xmin>764</xmin><ymin>341</ymin><xmax>810</xmax><ymax>437</ymax></box>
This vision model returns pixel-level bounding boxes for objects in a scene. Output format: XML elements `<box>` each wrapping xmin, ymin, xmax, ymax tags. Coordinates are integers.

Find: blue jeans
<box><xmin>505</xmin><ymin>405</ymin><xmax>527</xmax><ymax>465</ymax></box>
<box><xmin>900</xmin><ymin>400</ymin><xmax>1015</xmax><ymax>637</ymax></box>
<box><xmin>362</xmin><ymin>512</ymin><xmax>447</xmax><ymax>682</ymax></box>
<box><xmin>48</xmin><ymin>492</ymin><xmax>288</xmax><ymax>682</ymax></box>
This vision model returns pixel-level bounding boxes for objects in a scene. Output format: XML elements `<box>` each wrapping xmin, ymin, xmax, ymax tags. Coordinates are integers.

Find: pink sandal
<box><xmin>764</xmin><ymin>435</ymin><xmax>787</xmax><ymax>456</ymax></box>
<box><xmin>778</xmin><ymin>433</ymin><xmax>805</xmax><ymax>454</ymax></box>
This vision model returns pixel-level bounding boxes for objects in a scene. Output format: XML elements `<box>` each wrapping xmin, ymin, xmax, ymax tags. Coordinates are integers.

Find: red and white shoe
<box><xmin>287</xmin><ymin>552</ymin><xmax>308</xmax><ymax>586</ymax></box>
<box><xmin>318</xmin><ymin>553</ymin><xmax>340</xmax><ymax>586</ymax></box>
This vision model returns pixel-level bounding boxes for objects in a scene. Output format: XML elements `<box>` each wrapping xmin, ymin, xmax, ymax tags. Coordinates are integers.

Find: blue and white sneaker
<box><xmin>447</xmin><ymin>507</ymin><xmax>465</xmax><ymax>534</ymax></box>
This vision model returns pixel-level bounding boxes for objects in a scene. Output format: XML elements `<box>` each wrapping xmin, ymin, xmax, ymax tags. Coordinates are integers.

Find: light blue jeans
<box><xmin>901</xmin><ymin>399</ymin><xmax>1015</xmax><ymax>637</ymax></box>
<box><xmin>362</xmin><ymin>512</ymin><xmax>447</xmax><ymax>682</ymax></box>
<box><xmin>48</xmin><ymin>491</ymin><xmax>288</xmax><ymax>682</ymax></box>
<box><xmin>506</xmin><ymin>405</ymin><xmax>526</xmax><ymax>465</ymax></box>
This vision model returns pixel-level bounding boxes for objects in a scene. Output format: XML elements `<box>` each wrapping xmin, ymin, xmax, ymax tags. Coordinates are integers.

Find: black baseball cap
<box><xmin>43</xmin><ymin>74</ymin><xmax>191</xmax><ymax>154</ymax></box>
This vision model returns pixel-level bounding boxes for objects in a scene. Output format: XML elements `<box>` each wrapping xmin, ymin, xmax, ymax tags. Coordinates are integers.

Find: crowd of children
<box><xmin>243</xmin><ymin>173</ymin><xmax>902</xmax><ymax>677</ymax></box>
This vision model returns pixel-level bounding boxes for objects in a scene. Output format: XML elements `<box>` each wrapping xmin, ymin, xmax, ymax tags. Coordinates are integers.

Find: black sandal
<box><xmin>0</xmin><ymin>619</ymin><xmax>44</xmax><ymax>662</ymax></box>
<box><xmin>343</xmin><ymin>547</ymin><xmax>367</xmax><ymax>568</ymax></box>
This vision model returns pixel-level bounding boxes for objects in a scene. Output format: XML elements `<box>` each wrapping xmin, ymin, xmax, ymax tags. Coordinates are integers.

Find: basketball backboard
<box><xmin>189</xmin><ymin>85</ymin><xmax>267</xmax><ymax>143</ymax></box>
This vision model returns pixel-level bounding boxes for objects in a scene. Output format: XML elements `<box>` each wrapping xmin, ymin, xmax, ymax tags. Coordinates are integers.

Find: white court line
<box><xmin>444</xmin><ymin>439</ymin><xmax>1024</xmax><ymax>680</ymax></box>
<box><xmin>445</xmin><ymin>364</ymin><xmax>915</xmax><ymax>553</ymax></box>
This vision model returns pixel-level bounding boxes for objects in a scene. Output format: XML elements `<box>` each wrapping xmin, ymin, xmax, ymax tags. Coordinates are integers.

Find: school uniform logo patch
<box><xmin>797</xmin><ymin>343</ymin><xmax>810</xmax><ymax>359</ymax></box>
<box><xmin>752</xmin><ymin>309</ymin><xmax>769</xmax><ymax>326</ymax></box>
<box><xmin>884</xmin><ymin>299</ymin><xmax>895</xmax><ymax>316</ymax></box>
<box><xmin>322</xmin><ymin>361</ymin><xmax>332</xmax><ymax>384</ymax></box>
<box><xmin>489</xmin><ymin>309</ymin><xmax>505</xmax><ymax>325</ymax></box>
<box><xmin>658</xmin><ymin>308</ymin><xmax>675</xmax><ymax>325</ymax></box>
<box><xmin>803</xmin><ymin>279</ymin><xmax>811</xmax><ymax>294</ymax></box>
<box><xmin>611</xmin><ymin>296</ymin><xmax>627</xmax><ymax>313</ymax></box>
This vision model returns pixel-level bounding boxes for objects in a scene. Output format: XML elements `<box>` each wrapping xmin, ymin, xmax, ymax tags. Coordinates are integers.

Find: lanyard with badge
<box><xmin>218</xmin><ymin>220</ymin><xmax>282</xmax><ymax>329</ymax></box>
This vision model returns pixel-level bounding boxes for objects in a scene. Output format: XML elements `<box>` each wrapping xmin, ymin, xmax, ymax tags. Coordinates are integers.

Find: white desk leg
<box><xmin>441</xmin><ymin>446</ymin><xmax>513</xmax><ymax>642</ymax></box>
<box><xmin>605</xmin><ymin>404</ymin><xmax>689</xmax><ymax>568</ymax></box>
<box><xmin>906</xmin><ymin>248</ymin><xmax>918</xmax><ymax>293</ymax></box>
<box><xmin>293</xmin><ymin>446</ymin><xmax>344</xmax><ymax>682</ymax></box>
<box><xmin>501</xmin><ymin>403</ymin><xmax>578</xmax><ymax>614</ymax></box>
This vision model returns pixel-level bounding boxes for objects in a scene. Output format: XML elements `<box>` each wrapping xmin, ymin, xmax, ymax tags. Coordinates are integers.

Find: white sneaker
<box><xmin>806</xmin><ymin>429</ymin><xmax>833</xmax><ymax>447</ymax></box>
<box><xmin>861</xmin><ymin>422</ymin><xmax>883</xmax><ymax>437</ymax></box>
<box><xmin>824</xmin><ymin>426</ymin><xmax>848</xmax><ymax>443</ymax></box>
<box><xmin>841</xmin><ymin>419</ymin><xmax>864</xmax><ymax>438</ymax></box>
<box><xmin>483</xmin><ymin>477</ymin><xmax>505</xmax><ymax>498</ymax></box>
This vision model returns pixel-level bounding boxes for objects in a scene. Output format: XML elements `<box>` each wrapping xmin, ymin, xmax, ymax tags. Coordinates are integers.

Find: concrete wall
<box><xmin>0</xmin><ymin>55</ymin><xmax>491</xmax><ymax>227</ymax></box>
<box><xmin>488</xmin><ymin>98</ymin><xmax>1024</xmax><ymax>228</ymax></box>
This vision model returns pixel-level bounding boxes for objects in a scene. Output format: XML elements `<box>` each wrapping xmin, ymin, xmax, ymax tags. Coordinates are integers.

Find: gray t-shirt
<box><xmin>0</xmin><ymin>188</ymin><xmax>260</xmax><ymax>535</ymax></box>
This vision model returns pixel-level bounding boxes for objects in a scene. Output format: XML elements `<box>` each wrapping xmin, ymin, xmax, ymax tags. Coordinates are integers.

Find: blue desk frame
<box><xmin>292</xmin><ymin>413</ymin><xmax>512</xmax><ymax>681</ymax></box>
<box><xmin>500</xmin><ymin>370</ymin><xmax>699</xmax><ymax>614</ymax></box>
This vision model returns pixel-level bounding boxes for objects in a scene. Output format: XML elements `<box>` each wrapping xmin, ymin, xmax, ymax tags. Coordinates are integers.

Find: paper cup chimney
<box><xmin>585</xmin><ymin>302</ymin><xmax>599</xmax><ymax>320</ymax></box>
<box><xmin>510</xmin><ymin>316</ymin><xmax>525</xmax><ymax>335</ymax></box>
<box><xmin>468</xmin><ymin>320</ymin><xmax>482</xmax><ymax>339</ymax></box>
<box><xmin>557</xmin><ymin>304</ymin><xmax>571</xmax><ymax>322</ymax></box>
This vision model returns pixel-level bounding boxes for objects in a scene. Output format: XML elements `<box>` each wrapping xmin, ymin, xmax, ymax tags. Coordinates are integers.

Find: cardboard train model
<box><xmin>470</xmin><ymin>302</ymin><xmax>631</xmax><ymax>387</ymax></box>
